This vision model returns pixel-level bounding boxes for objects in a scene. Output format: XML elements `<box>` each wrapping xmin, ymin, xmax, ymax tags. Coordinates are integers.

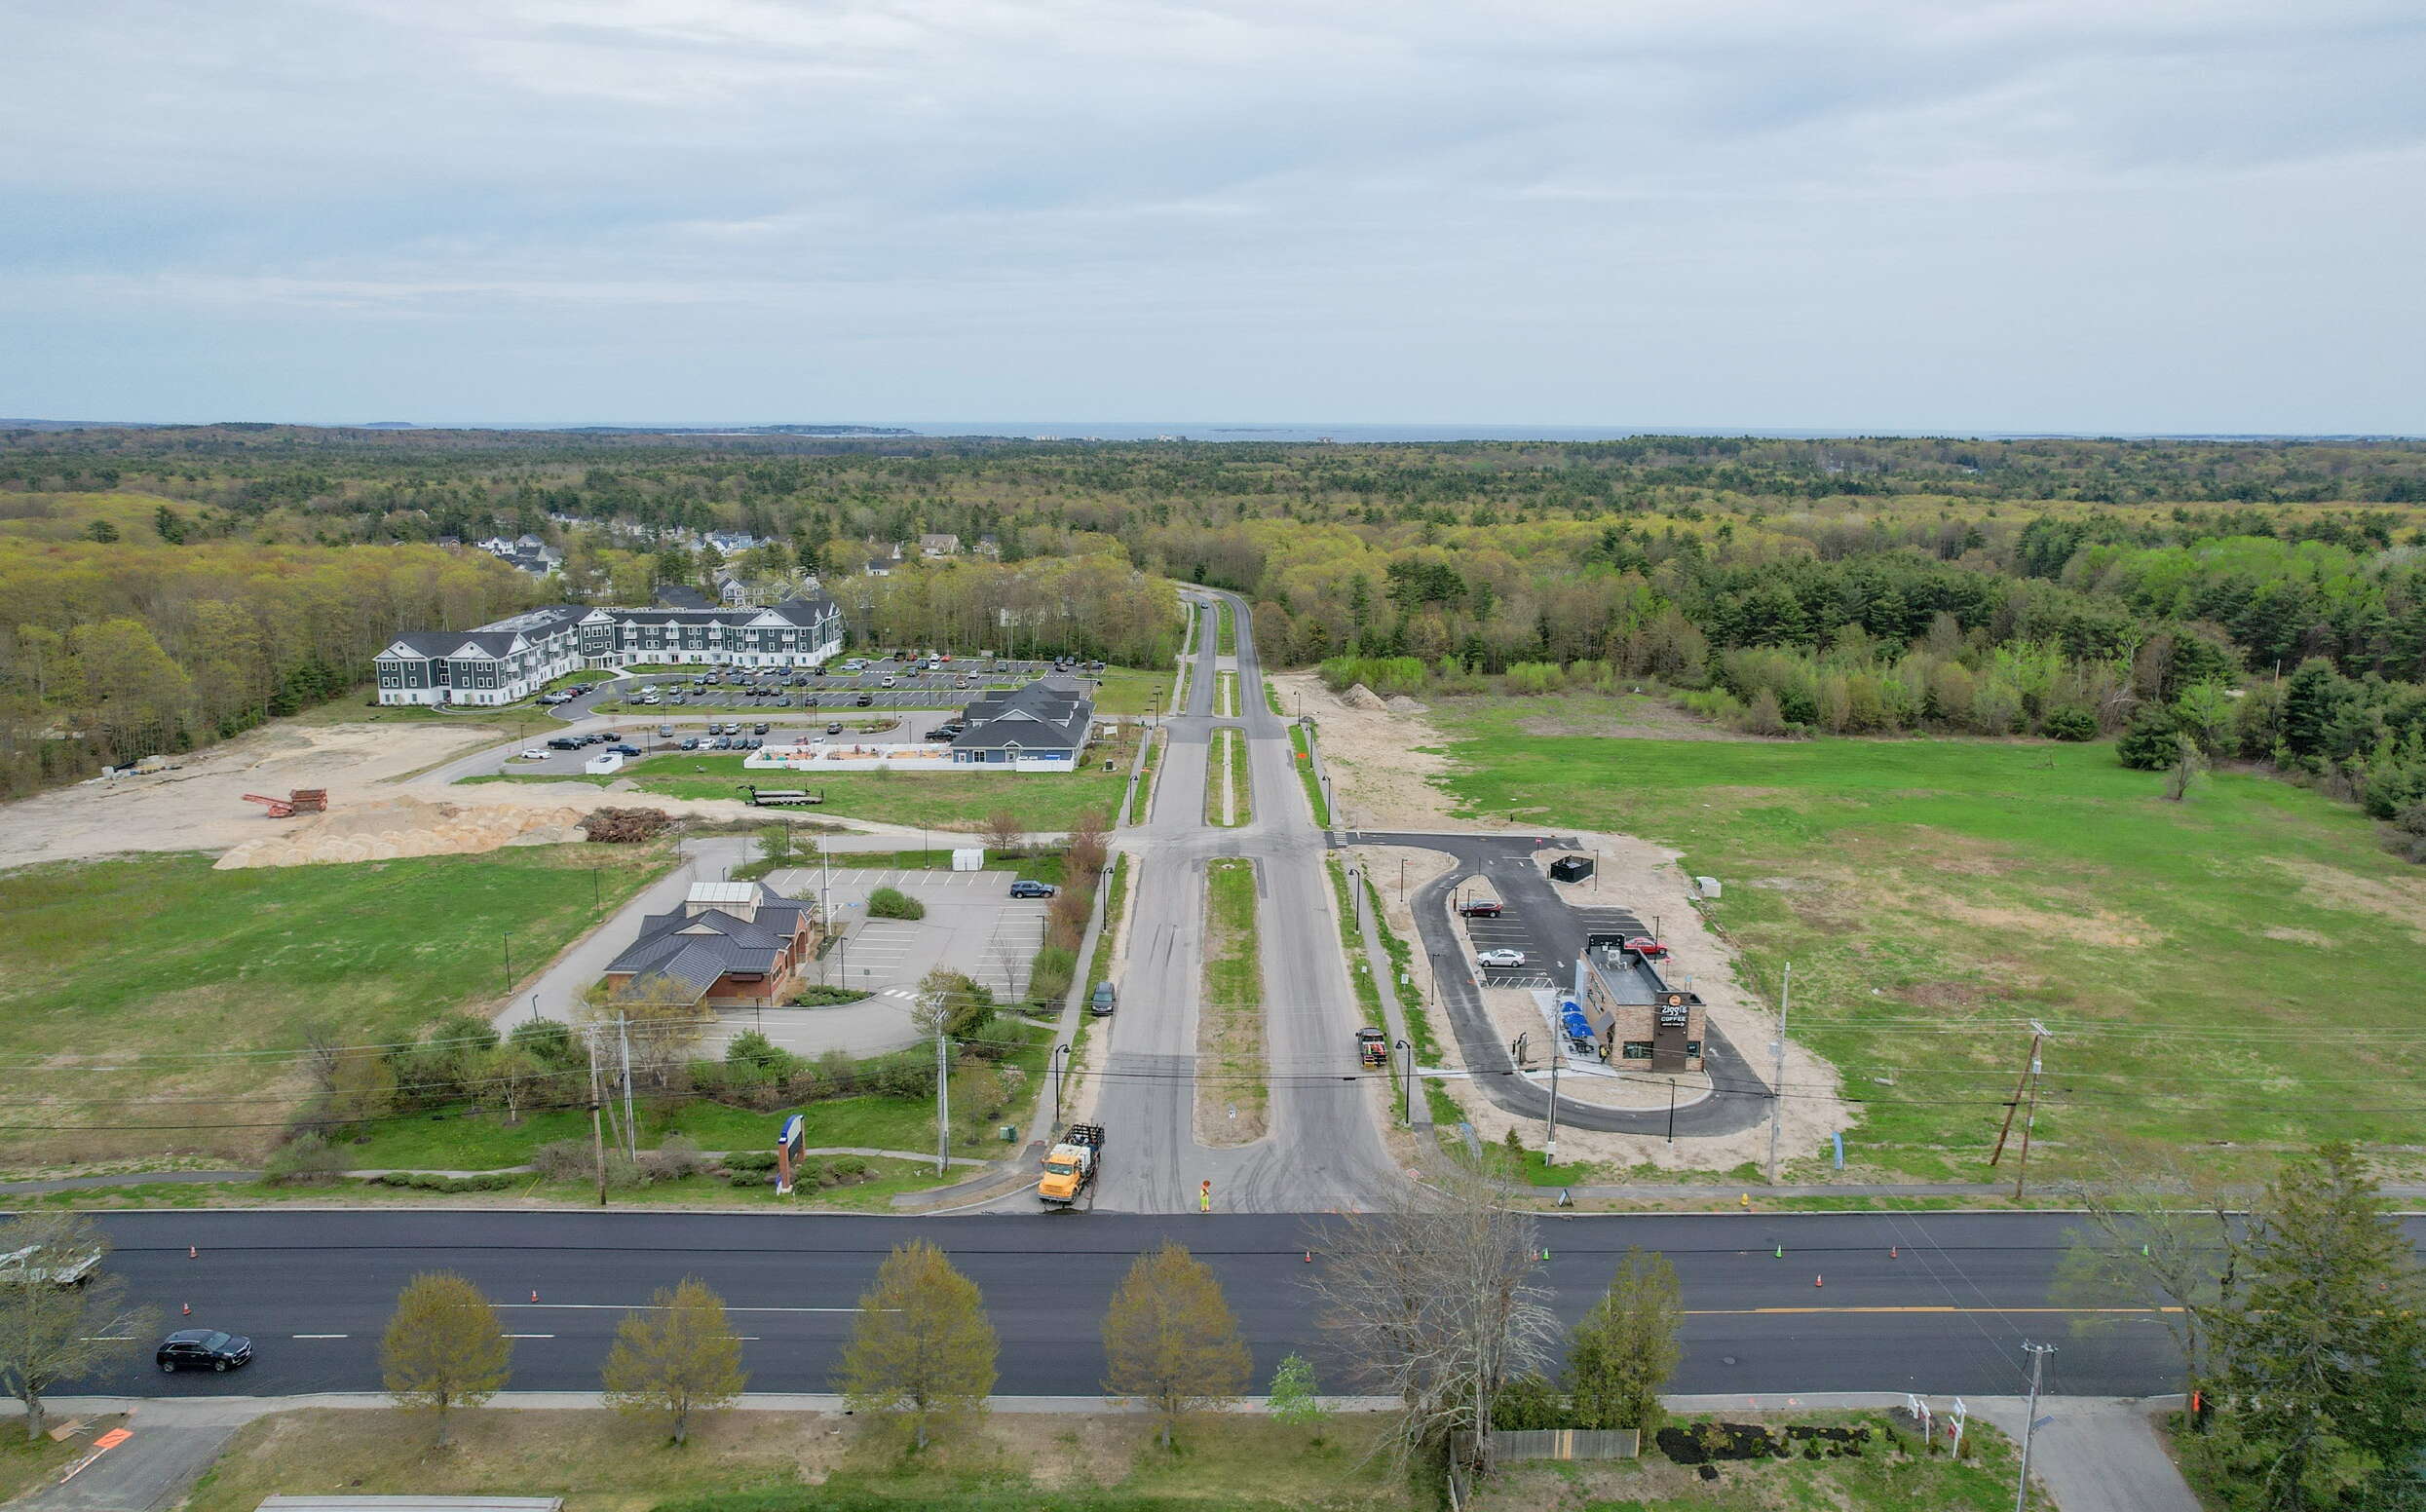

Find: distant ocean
<box><xmin>885</xmin><ymin>422</ymin><xmax>2404</xmax><ymax>443</ymax></box>
<box><xmin>904</xmin><ymin>422</ymin><xmax>1893</xmax><ymax>443</ymax></box>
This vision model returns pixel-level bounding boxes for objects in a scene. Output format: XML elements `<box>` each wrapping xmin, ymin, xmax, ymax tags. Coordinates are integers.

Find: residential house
<box><xmin>920</xmin><ymin>532</ymin><xmax>962</xmax><ymax>558</ymax></box>
<box><xmin>602</xmin><ymin>881</ymin><xmax>818</xmax><ymax>1008</ymax></box>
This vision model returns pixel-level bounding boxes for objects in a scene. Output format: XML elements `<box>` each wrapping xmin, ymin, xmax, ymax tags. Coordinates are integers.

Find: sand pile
<box><xmin>1340</xmin><ymin>682</ymin><xmax>1390</xmax><ymax>711</ymax></box>
<box><xmin>214</xmin><ymin>795</ymin><xmax>592</xmax><ymax>869</ymax></box>
<box><xmin>1385</xmin><ymin>693</ymin><xmax>1428</xmax><ymax>713</ymax></box>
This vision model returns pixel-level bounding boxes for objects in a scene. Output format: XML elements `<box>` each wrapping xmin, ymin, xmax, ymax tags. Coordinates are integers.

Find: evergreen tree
<box><xmin>1565</xmin><ymin>1246</ymin><xmax>1682</xmax><ymax>1433</ymax></box>
<box><xmin>2280</xmin><ymin>659</ymin><xmax>2354</xmax><ymax>764</ymax></box>
<box><xmin>2186</xmin><ymin>1144</ymin><xmax>2426</xmax><ymax>1511</ymax></box>
<box><xmin>2116</xmin><ymin>703</ymin><xmax>2182</xmax><ymax>771</ymax></box>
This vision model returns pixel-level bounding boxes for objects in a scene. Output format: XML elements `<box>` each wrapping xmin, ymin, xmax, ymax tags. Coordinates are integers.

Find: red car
<box><xmin>1624</xmin><ymin>936</ymin><xmax>1668</xmax><ymax>960</ymax></box>
<box><xmin>1457</xmin><ymin>899</ymin><xmax>1503</xmax><ymax>918</ymax></box>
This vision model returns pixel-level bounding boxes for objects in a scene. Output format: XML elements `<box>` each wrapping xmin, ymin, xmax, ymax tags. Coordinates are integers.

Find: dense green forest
<box><xmin>7</xmin><ymin>426</ymin><xmax>2426</xmax><ymax>835</ymax></box>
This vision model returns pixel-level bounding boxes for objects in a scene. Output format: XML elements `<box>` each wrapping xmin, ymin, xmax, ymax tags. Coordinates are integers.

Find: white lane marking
<box><xmin>501</xmin><ymin>1333</ymin><xmax>556</xmax><ymax>1339</ymax></box>
<box><xmin>79</xmin><ymin>1336</ymin><xmax>135</xmax><ymax>1342</ymax></box>
<box><xmin>290</xmin><ymin>1334</ymin><xmax>348</xmax><ymax>1340</ymax></box>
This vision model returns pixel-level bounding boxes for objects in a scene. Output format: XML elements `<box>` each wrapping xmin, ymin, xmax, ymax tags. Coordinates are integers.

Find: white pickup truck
<box><xmin>0</xmin><ymin>1242</ymin><xmax>102</xmax><ymax>1286</ymax></box>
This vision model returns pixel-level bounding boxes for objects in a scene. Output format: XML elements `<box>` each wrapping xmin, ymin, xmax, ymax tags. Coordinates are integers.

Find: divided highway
<box><xmin>62</xmin><ymin>1209</ymin><xmax>2236</xmax><ymax>1401</ymax></box>
<box><xmin>1086</xmin><ymin>590</ymin><xmax>1401</xmax><ymax>1212</ymax></box>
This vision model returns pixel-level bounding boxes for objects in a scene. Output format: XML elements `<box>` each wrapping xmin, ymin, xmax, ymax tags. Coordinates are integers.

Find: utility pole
<box><xmin>1990</xmin><ymin>1022</ymin><xmax>2048</xmax><ymax>1181</ymax></box>
<box><xmin>2011</xmin><ymin>1021</ymin><xmax>2049</xmax><ymax>1200</ymax></box>
<box><xmin>934</xmin><ymin>1032</ymin><xmax>951</xmax><ymax>1176</ymax></box>
<box><xmin>587</xmin><ymin>1029</ymin><xmax>608</xmax><ymax>1207</ymax></box>
<box><xmin>618</xmin><ymin>1013</ymin><xmax>639</xmax><ymax>1158</ymax></box>
<box><xmin>2015</xmin><ymin>1342</ymin><xmax>2054</xmax><ymax>1511</ymax></box>
<box><xmin>1764</xmin><ymin>962</ymin><xmax>1791</xmax><ymax>1184</ymax></box>
<box><xmin>1052</xmin><ymin>1043</ymin><xmax>1066</xmax><ymax>1123</ymax></box>
<box><xmin>1544</xmin><ymin>1050</ymin><xmax>1561</xmax><ymax>1162</ymax></box>
<box><xmin>1399</xmin><ymin>1038</ymin><xmax>1415</xmax><ymax>1123</ymax></box>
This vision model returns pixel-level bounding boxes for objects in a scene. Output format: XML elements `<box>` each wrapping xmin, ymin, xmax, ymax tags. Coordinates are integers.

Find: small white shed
<box><xmin>952</xmin><ymin>848</ymin><xmax>986</xmax><ymax>872</ymax></box>
<box><xmin>584</xmin><ymin>752</ymin><xmax>625</xmax><ymax>775</ymax></box>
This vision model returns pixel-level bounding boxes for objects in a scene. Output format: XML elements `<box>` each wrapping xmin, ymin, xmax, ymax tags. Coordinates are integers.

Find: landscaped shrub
<box><xmin>1028</xmin><ymin>943</ymin><xmax>1078</xmax><ymax>1005</ymax></box>
<box><xmin>864</xmin><ymin>1047</ymin><xmax>936</xmax><ymax>1099</ymax></box>
<box><xmin>866</xmin><ymin>886</ymin><xmax>925</xmax><ymax>920</ymax></box>
<box><xmin>792</xmin><ymin>985</ymin><xmax>868</xmax><ymax>1005</ymax></box>
<box><xmin>722</xmin><ymin>1149</ymin><xmax>778</xmax><ymax>1172</ymax></box>
<box><xmin>828</xmin><ymin>1155</ymin><xmax>868</xmax><ymax>1180</ymax></box>
<box><xmin>529</xmin><ymin>1139</ymin><xmax>594</xmax><ymax>1183</ymax></box>
<box><xmin>2042</xmin><ymin>705</ymin><xmax>2099</xmax><ymax>740</ymax></box>
<box><xmin>370</xmin><ymin>1171</ymin><xmax>519</xmax><ymax>1192</ymax></box>
<box><xmin>264</xmin><ymin>1133</ymin><xmax>347</xmax><ymax>1186</ymax></box>
<box><xmin>647</xmin><ymin>1134</ymin><xmax>710</xmax><ymax>1180</ymax></box>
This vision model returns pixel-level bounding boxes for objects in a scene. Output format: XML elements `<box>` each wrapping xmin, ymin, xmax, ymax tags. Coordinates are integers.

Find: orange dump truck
<box><xmin>1038</xmin><ymin>1124</ymin><xmax>1104</xmax><ymax>1207</ymax></box>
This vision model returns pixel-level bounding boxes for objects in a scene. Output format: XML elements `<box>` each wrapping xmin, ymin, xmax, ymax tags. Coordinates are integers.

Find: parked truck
<box><xmin>1038</xmin><ymin>1123</ymin><xmax>1105</xmax><ymax>1207</ymax></box>
<box><xmin>1356</xmin><ymin>1026</ymin><xmax>1389</xmax><ymax>1068</ymax></box>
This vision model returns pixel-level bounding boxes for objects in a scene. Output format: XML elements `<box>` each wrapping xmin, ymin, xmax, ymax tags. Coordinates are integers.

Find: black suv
<box><xmin>157</xmin><ymin>1328</ymin><xmax>252</xmax><ymax>1373</ymax></box>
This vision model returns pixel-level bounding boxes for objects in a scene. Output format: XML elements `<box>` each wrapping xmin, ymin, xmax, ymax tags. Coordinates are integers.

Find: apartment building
<box><xmin>374</xmin><ymin>592</ymin><xmax>843</xmax><ymax>706</ymax></box>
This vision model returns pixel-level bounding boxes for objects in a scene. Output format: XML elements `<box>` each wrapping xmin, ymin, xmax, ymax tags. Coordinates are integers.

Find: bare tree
<box><xmin>984</xmin><ymin>810</ymin><xmax>1026</xmax><ymax>856</ymax></box>
<box><xmin>2055</xmin><ymin>1149</ymin><xmax>2249</xmax><ymax>1397</ymax></box>
<box><xmin>0</xmin><ymin>1214</ymin><xmax>154</xmax><ymax>1441</ymax></box>
<box><xmin>1309</xmin><ymin>1161</ymin><xmax>1559</xmax><ymax>1476</ymax></box>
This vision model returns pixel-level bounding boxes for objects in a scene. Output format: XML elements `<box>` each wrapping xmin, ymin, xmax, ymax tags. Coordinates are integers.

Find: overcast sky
<box><xmin>4</xmin><ymin>1</ymin><xmax>2423</xmax><ymax>433</ymax></box>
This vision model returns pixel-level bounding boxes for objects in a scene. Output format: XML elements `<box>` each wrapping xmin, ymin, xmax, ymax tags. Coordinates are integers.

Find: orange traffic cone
<box><xmin>181</xmin><ymin>1302</ymin><xmax>191</xmax><ymax>1315</ymax></box>
<box><xmin>1814</xmin><ymin>1274</ymin><xmax>1824</xmax><ymax>1288</ymax></box>
<box><xmin>1890</xmin><ymin>1246</ymin><xmax>1899</xmax><ymax>1260</ymax></box>
<box><xmin>530</xmin><ymin>1290</ymin><xmax>540</xmax><ymax>1303</ymax></box>
<box><xmin>187</xmin><ymin>1245</ymin><xmax>197</xmax><ymax>1259</ymax></box>
<box><xmin>1303</xmin><ymin>1251</ymin><xmax>1312</xmax><ymax>1264</ymax></box>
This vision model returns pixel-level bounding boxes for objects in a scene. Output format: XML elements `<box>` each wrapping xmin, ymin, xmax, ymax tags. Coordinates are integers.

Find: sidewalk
<box><xmin>3</xmin><ymin>1392</ymin><xmax>2193</xmax><ymax>1512</ymax></box>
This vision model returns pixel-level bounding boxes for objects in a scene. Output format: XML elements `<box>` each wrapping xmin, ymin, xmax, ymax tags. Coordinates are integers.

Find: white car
<box><xmin>0</xmin><ymin>1243</ymin><xmax>101</xmax><ymax>1286</ymax></box>
<box><xmin>517</xmin><ymin>748</ymin><xmax>547</xmax><ymax>760</ymax></box>
<box><xmin>1476</xmin><ymin>948</ymin><xmax>1528</xmax><ymax>968</ymax></box>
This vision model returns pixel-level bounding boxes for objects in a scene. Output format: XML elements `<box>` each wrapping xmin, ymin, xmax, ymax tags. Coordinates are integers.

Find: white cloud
<box><xmin>0</xmin><ymin>0</ymin><xmax>2420</xmax><ymax>427</ymax></box>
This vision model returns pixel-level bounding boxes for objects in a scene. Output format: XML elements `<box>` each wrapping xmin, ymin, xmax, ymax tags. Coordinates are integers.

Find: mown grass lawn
<box><xmin>0</xmin><ymin>846</ymin><xmax>670</xmax><ymax>1172</ymax></box>
<box><xmin>186</xmin><ymin>1408</ymin><xmax>1421</xmax><ymax>1512</ymax></box>
<box><xmin>617</xmin><ymin>725</ymin><xmax>1138</xmax><ymax>831</ymax></box>
<box><xmin>1436</xmin><ymin>697</ymin><xmax>2426</xmax><ymax>1183</ymax></box>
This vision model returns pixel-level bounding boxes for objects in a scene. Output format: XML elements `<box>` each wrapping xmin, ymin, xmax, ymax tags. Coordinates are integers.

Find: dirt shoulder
<box><xmin>1273</xmin><ymin>670</ymin><xmax>1482</xmax><ymax>831</ymax></box>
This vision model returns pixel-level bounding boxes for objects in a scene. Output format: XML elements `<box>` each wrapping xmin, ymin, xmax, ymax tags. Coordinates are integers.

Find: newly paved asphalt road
<box><xmin>52</xmin><ymin>1208</ymin><xmax>2297</xmax><ymax>1402</ymax></box>
<box><xmin>1362</xmin><ymin>829</ymin><xmax>1772</xmax><ymax>1137</ymax></box>
<box><xmin>1085</xmin><ymin>591</ymin><xmax>1403</xmax><ymax>1213</ymax></box>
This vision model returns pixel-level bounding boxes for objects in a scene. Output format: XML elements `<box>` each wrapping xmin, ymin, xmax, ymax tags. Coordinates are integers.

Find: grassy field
<box><xmin>0</xmin><ymin>846</ymin><xmax>670</xmax><ymax>1173</ymax></box>
<box><xmin>1436</xmin><ymin>693</ymin><xmax>2426</xmax><ymax>1182</ymax></box>
<box><xmin>0</xmin><ymin>1423</ymin><xmax>103</xmax><ymax>1504</ymax></box>
<box><xmin>186</xmin><ymin>1408</ymin><xmax>1421</xmax><ymax>1512</ymax></box>
<box><xmin>1217</xmin><ymin>600</ymin><xmax>1236</xmax><ymax>656</ymax></box>
<box><xmin>1292</xmin><ymin>724</ymin><xmax>1330</xmax><ymax>826</ymax></box>
<box><xmin>1087</xmin><ymin>665</ymin><xmax>1168</xmax><ymax>716</ymax></box>
<box><xmin>1199</xmin><ymin>857</ymin><xmax>1267</xmax><ymax>1142</ymax></box>
<box><xmin>594</xmin><ymin>725</ymin><xmax>1138</xmax><ymax>831</ymax></box>
<box><xmin>28</xmin><ymin>1155</ymin><xmax>946</xmax><ymax>1214</ymax></box>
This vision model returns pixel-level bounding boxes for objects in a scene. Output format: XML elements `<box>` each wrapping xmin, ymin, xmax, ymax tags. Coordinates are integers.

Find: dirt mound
<box><xmin>1339</xmin><ymin>682</ymin><xmax>1390</xmax><ymax>711</ymax></box>
<box><xmin>1385</xmin><ymin>693</ymin><xmax>1428</xmax><ymax>713</ymax></box>
<box><xmin>214</xmin><ymin>795</ymin><xmax>592</xmax><ymax>869</ymax></box>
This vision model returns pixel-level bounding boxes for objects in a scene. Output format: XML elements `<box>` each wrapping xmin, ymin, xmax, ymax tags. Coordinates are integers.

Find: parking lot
<box><xmin>1447</xmin><ymin>873</ymin><xmax>1648</xmax><ymax>989</ymax></box>
<box><xmin>493</xmin><ymin>708</ymin><xmax>967</xmax><ymax>777</ymax></box>
<box><xmin>584</xmin><ymin>655</ymin><xmax>1098</xmax><ymax>709</ymax></box>
<box><xmin>773</xmin><ymin>864</ymin><xmax>1052</xmax><ymax>1002</ymax></box>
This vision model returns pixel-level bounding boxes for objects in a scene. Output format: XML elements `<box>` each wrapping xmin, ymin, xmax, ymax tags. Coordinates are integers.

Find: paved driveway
<box><xmin>1354</xmin><ymin>829</ymin><xmax>1770</xmax><ymax>1137</ymax></box>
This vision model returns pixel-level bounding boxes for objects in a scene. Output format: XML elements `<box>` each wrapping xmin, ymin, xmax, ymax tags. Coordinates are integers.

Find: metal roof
<box><xmin>688</xmin><ymin>881</ymin><xmax>757</xmax><ymax>906</ymax></box>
